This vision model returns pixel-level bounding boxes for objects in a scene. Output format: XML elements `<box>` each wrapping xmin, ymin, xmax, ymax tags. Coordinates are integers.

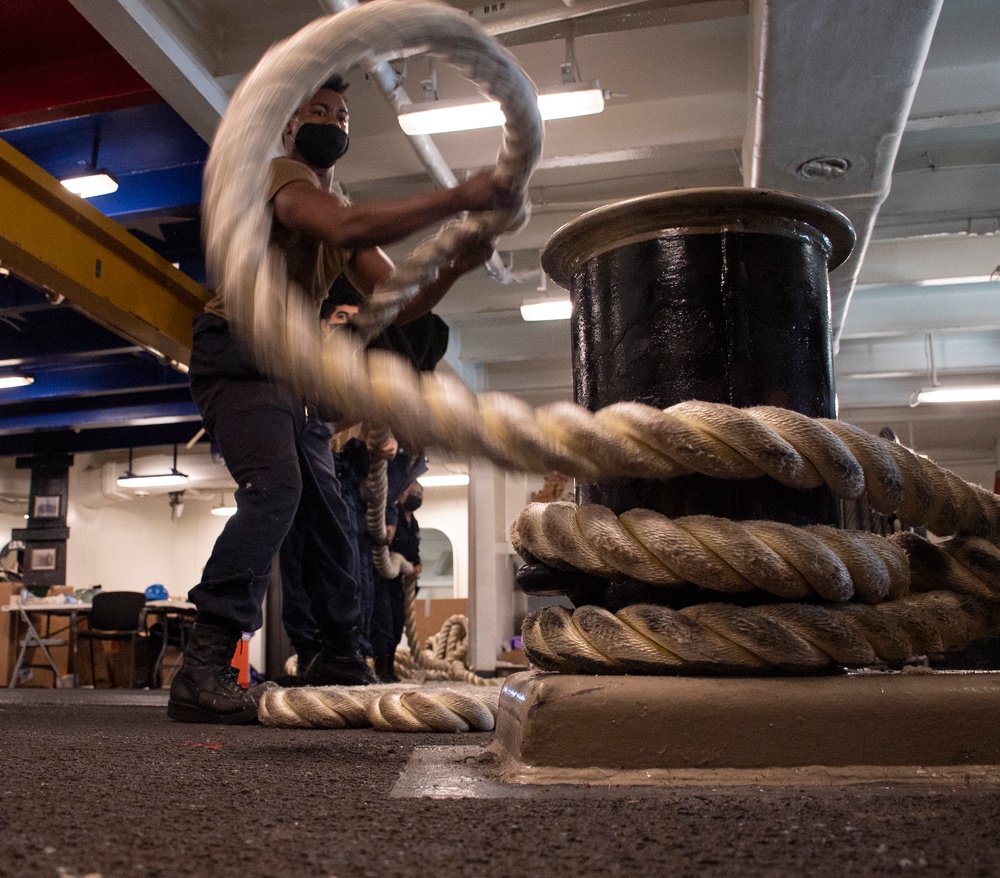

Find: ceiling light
<box><xmin>117</xmin><ymin>471</ymin><xmax>188</xmax><ymax>488</ymax></box>
<box><xmin>912</xmin><ymin>385</ymin><xmax>1000</xmax><ymax>405</ymax></box>
<box><xmin>398</xmin><ymin>83</ymin><xmax>605</xmax><ymax>136</ymax></box>
<box><xmin>520</xmin><ymin>297</ymin><xmax>572</xmax><ymax>322</ymax></box>
<box><xmin>117</xmin><ymin>445</ymin><xmax>189</xmax><ymax>488</ymax></box>
<box><xmin>914</xmin><ymin>275</ymin><xmax>997</xmax><ymax>286</ymax></box>
<box><xmin>418</xmin><ymin>474</ymin><xmax>470</xmax><ymax>488</ymax></box>
<box><xmin>117</xmin><ymin>471</ymin><xmax>189</xmax><ymax>488</ymax></box>
<box><xmin>60</xmin><ymin>123</ymin><xmax>119</xmax><ymax>198</ymax></box>
<box><xmin>211</xmin><ymin>492</ymin><xmax>237</xmax><ymax>517</ymax></box>
<box><xmin>60</xmin><ymin>170</ymin><xmax>119</xmax><ymax>198</ymax></box>
<box><xmin>0</xmin><ymin>374</ymin><xmax>33</xmax><ymax>390</ymax></box>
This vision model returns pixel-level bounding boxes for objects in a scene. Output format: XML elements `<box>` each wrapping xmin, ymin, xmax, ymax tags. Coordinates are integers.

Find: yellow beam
<box><xmin>0</xmin><ymin>138</ymin><xmax>209</xmax><ymax>368</ymax></box>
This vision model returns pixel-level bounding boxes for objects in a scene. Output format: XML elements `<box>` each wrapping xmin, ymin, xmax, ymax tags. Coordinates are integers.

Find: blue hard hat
<box><xmin>145</xmin><ymin>583</ymin><xmax>169</xmax><ymax>600</ymax></box>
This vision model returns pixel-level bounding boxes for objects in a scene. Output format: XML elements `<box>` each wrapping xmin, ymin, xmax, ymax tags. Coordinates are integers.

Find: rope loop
<box><xmin>522</xmin><ymin>590</ymin><xmax>1000</xmax><ymax>676</ymax></box>
<box><xmin>512</xmin><ymin>502</ymin><xmax>911</xmax><ymax>603</ymax></box>
<box><xmin>203</xmin><ymin>0</ymin><xmax>541</xmax><ymax>384</ymax></box>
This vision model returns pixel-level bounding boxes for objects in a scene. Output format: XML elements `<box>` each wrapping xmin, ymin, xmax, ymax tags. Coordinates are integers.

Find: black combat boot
<box><xmin>375</xmin><ymin>651</ymin><xmax>398</xmax><ymax>684</ymax></box>
<box><xmin>299</xmin><ymin>628</ymin><xmax>377</xmax><ymax>687</ymax></box>
<box><xmin>167</xmin><ymin>622</ymin><xmax>273</xmax><ymax>724</ymax></box>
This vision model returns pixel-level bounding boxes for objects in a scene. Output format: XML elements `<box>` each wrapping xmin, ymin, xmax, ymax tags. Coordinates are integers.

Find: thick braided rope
<box><xmin>521</xmin><ymin>590</ymin><xmax>1000</xmax><ymax>676</ymax></box>
<box><xmin>397</xmin><ymin>586</ymin><xmax>498</xmax><ymax>687</ymax></box>
<box><xmin>321</xmin><ymin>349</ymin><xmax>1000</xmax><ymax>542</ymax></box>
<box><xmin>512</xmin><ymin>502</ymin><xmax>911</xmax><ymax>603</ymax></box>
<box><xmin>429</xmin><ymin>614</ymin><xmax>470</xmax><ymax>661</ymax></box>
<box><xmin>364</xmin><ymin>424</ymin><xmax>414</xmax><ymax>582</ymax></box>
<box><xmin>258</xmin><ymin>682</ymin><xmax>498</xmax><ymax>731</ymax></box>
<box><xmin>893</xmin><ymin>532</ymin><xmax>1000</xmax><ymax>603</ymax></box>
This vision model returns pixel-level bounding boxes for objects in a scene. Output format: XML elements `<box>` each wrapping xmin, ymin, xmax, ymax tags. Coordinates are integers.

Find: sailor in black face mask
<box><xmin>173</xmin><ymin>74</ymin><xmax>520</xmax><ymax>724</ymax></box>
<box><xmin>291</xmin><ymin>110</ymin><xmax>350</xmax><ymax>169</ymax></box>
<box><xmin>285</xmin><ymin>71</ymin><xmax>351</xmax><ymax>170</ymax></box>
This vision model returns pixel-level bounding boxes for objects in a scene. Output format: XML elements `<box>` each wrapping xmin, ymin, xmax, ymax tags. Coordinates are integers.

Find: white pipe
<box><xmin>322</xmin><ymin>0</ymin><xmax>510</xmax><ymax>281</ymax></box>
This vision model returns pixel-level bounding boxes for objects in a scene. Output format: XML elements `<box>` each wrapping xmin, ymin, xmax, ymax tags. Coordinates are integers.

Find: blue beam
<box><xmin>0</xmin><ymin>394</ymin><xmax>199</xmax><ymax>434</ymax></box>
<box><xmin>0</xmin><ymin>421</ymin><xmax>206</xmax><ymax>456</ymax></box>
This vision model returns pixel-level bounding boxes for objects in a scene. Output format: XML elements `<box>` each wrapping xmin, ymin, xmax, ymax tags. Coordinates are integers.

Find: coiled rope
<box><xmin>273</xmin><ymin>606</ymin><xmax>497</xmax><ymax>729</ymax></box>
<box><xmin>513</xmin><ymin>503</ymin><xmax>912</xmax><ymax>603</ymax></box>
<box><xmin>395</xmin><ymin>597</ymin><xmax>498</xmax><ymax>687</ymax></box>
<box><xmin>259</xmin><ymin>681</ymin><xmax>499</xmax><ymax>732</ymax></box>
<box><xmin>203</xmin><ymin>1</ymin><xmax>1000</xmax><ymax>722</ymax></box>
<box><xmin>520</xmin><ymin>543</ymin><xmax>1000</xmax><ymax>676</ymax></box>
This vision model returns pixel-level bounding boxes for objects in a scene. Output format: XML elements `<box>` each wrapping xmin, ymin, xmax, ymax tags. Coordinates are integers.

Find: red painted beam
<box><xmin>0</xmin><ymin>0</ymin><xmax>159</xmax><ymax>130</ymax></box>
<box><xmin>0</xmin><ymin>52</ymin><xmax>159</xmax><ymax>130</ymax></box>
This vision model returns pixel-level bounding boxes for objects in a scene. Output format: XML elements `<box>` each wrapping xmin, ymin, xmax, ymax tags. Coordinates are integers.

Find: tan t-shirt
<box><xmin>204</xmin><ymin>156</ymin><xmax>353</xmax><ymax>318</ymax></box>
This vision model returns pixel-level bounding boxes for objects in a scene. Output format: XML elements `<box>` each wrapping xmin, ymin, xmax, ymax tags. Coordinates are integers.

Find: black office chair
<box><xmin>78</xmin><ymin>591</ymin><xmax>149</xmax><ymax>688</ymax></box>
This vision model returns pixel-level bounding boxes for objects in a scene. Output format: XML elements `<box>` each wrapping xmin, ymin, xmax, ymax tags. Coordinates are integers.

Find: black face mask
<box><xmin>402</xmin><ymin>494</ymin><xmax>423</xmax><ymax>512</ymax></box>
<box><xmin>294</xmin><ymin>123</ymin><xmax>349</xmax><ymax>169</ymax></box>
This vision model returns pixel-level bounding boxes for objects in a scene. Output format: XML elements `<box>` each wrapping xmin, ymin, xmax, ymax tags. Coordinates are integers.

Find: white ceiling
<box><xmin>70</xmin><ymin>0</ymin><xmax>1000</xmax><ymax>470</ymax></box>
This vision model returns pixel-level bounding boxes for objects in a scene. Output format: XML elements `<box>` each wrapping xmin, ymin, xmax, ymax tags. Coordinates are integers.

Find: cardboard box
<box><xmin>497</xmin><ymin>648</ymin><xmax>528</xmax><ymax>666</ymax></box>
<box><xmin>495</xmin><ymin>648</ymin><xmax>530</xmax><ymax>677</ymax></box>
<box><xmin>412</xmin><ymin>597</ymin><xmax>468</xmax><ymax>650</ymax></box>
<box><xmin>0</xmin><ymin>581</ymin><xmax>18</xmax><ymax>686</ymax></box>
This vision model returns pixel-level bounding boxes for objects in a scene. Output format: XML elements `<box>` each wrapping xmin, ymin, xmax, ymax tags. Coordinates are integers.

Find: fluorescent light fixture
<box><xmin>914</xmin><ymin>385</ymin><xmax>1000</xmax><ymax>404</ymax></box>
<box><xmin>915</xmin><ymin>275</ymin><xmax>996</xmax><ymax>286</ymax></box>
<box><xmin>117</xmin><ymin>445</ymin><xmax>188</xmax><ymax>488</ymax></box>
<box><xmin>418</xmin><ymin>473</ymin><xmax>470</xmax><ymax>488</ymax></box>
<box><xmin>210</xmin><ymin>491</ymin><xmax>237</xmax><ymax>516</ymax></box>
<box><xmin>520</xmin><ymin>297</ymin><xmax>572</xmax><ymax>322</ymax></box>
<box><xmin>0</xmin><ymin>374</ymin><xmax>33</xmax><ymax>389</ymax></box>
<box><xmin>398</xmin><ymin>83</ymin><xmax>605</xmax><ymax>136</ymax></box>
<box><xmin>61</xmin><ymin>170</ymin><xmax>119</xmax><ymax>198</ymax></box>
<box><xmin>117</xmin><ymin>471</ymin><xmax>188</xmax><ymax>488</ymax></box>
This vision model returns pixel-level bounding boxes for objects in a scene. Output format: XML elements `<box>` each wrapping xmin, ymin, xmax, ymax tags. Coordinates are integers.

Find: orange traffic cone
<box><xmin>231</xmin><ymin>633</ymin><xmax>251</xmax><ymax>688</ymax></box>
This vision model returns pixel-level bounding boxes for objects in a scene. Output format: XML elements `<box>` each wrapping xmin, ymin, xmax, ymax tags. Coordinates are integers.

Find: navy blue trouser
<box><xmin>335</xmin><ymin>445</ymin><xmax>375</xmax><ymax>657</ymax></box>
<box><xmin>187</xmin><ymin>314</ymin><xmax>359</xmax><ymax>636</ymax></box>
<box><xmin>278</xmin><ymin>416</ymin><xmax>358</xmax><ymax>660</ymax></box>
<box><xmin>371</xmin><ymin>572</ymin><xmax>405</xmax><ymax>668</ymax></box>
<box><xmin>349</xmin><ymin>500</ymin><xmax>375</xmax><ymax>657</ymax></box>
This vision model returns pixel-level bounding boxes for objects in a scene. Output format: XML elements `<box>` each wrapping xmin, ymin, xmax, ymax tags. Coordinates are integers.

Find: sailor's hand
<box><xmin>456</xmin><ymin>170</ymin><xmax>519</xmax><ymax>213</ymax></box>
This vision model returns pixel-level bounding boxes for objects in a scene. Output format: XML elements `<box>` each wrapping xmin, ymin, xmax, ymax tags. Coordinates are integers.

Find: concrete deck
<box><xmin>4</xmin><ymin>687</ymin><xmax>1000</xmax><ymax>877</ymax></box>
